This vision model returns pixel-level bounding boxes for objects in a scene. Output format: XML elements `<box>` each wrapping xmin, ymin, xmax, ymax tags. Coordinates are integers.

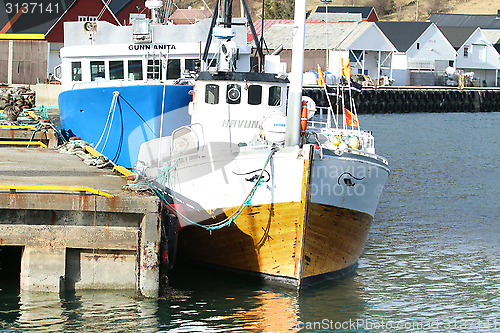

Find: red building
<box><xmin>46</xmin><ymin>0</ymin><xmax>149</xmax><ymax>43</ymax></box>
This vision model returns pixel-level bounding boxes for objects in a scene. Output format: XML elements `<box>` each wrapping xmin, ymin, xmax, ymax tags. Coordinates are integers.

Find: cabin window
<box><xmin>109</xmin><ymin>61</ymin><xmax>124</xmax><ymax>80</ymax></box>
<box><xmin>90</xmin><ymin>61</ymin><xmax>105</xmax><ymax>81</ymax></box>
<box><xmin>226</xmin><ymin>84</ymin><xmax>241</xmax><ymax>104</ymax></box>
<box><xmin>185</xmin><ymin>59</ymin><xmax>200</xmax><ymax>73</ymax></box>
<box><xmin>268</xmin><ymin>86</ymin><xmax>281</xmax><ymax>106</ymax></box>
<box><xmin>147</xmin><ymin>59</ymin><xmax>162</xmax><ymax>79</ymax></box>
<box><xmin>248</xmin><ymin>85</ymin><xmax>262</xmax><ymax>105</ymax></box>
<box><xmin>128</xmin><ymin>60</ymin><xmax>143</xmax><ymax>80</ymax></box>
<box><xmin>205</xmin><ymin>84</ymin><xmax>219</xmax><ymax>104</ymax></box>
<box><xmin>167</xmin><ymin>59</ymin><xmax>181</xmax><ymax>79</ymax></box>
<box><xmin>464</xmin><ymin>46</ymin><xmax>469</xmax><ymax>57</ymax></box>
<box><xmin>416</xmin><ymin>43</ymin><xmax>420</xmax><ymax>50</ymax></box>
<box><xmin>71</xmin><ymin>62</ymin><xmax>82</xmax><ymax>81</ymax></box>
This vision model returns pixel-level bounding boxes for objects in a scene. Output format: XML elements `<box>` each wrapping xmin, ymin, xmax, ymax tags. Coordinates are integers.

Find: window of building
<box><xmin>109</xmin><ymin>61</ymin><xmax>124</xmax><ymax>80</ymax></box>
<box><xmin>167</xmin><ymin>59</ymin><xmax>181</xmax><ymax>79</ymax></box>
<box><xmin>128</xmin><ymin>60</ymin><xmax>143</xmax><ymax>80</ymax></box>
<box><xmin>205</xmin><ymin>84</ymin><xmax>219</xmax><ymax>104</ymax></box>
<box><xmin>147</xmin><ymin>59</ymin><xmax>162</xmax><ymax>79</ymax></box>
<box><xmin>78</xmin><ymin>16</ymin><xmax>97</xmax><ymax>21</ymax></box>
<box><xmin>248</xmin><ymin>85</ymin><xmax>262</xmax><ymax>105</ymax></box>
<box><xmin>268</xmin><ymin>86</ymin><xmax>281</xmax><ymax>106</ymax></box>
<box><xmin>464</xmin><ymin>46</ymin><xmax>469</xmax><ymax>57</ymax></box>
<box><xmin>449</xmin><ymin>60</ymin><xmax>454</xmax><ymax>67</ymax></box>
<box><xmin>71</xmin><ymin>62</ymin><xmax>82</xmax><ymax>81</ymax></box>
<box><xmin>475</xmin><ymin>44</ymin><xmax>486</xmax><ymax>62</ymax></box>
<box><xmin>416</xmin><ymin>43</ymin><xmax>420</xmax><ymax>50</ymax></box>
<box><xmin>90</xmin><ymin>61</ymin><xmax>105</xmax><ymax>81</ymax></box>
<box><xmin>226</xmin><ymin>84</ymin><xmax>241</xmax><ymax>104</ymax></box>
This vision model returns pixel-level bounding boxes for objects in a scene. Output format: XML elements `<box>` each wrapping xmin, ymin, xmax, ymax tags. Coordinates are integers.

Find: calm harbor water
<box><xmin>1</xmin><ymin>112</ymin><xmax>499</xmax><ymax>332</ymax></box>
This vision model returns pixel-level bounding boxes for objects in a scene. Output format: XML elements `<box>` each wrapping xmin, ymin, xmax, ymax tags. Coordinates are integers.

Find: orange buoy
<box><xmin>300</xmin><ymin>100</ymin><xmax>308</xmax><ymax>135</ymax></box>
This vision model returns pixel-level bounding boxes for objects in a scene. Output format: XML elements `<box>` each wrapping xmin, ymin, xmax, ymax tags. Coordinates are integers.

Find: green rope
<box><xmin>148</xmin><ymin>147</ymin><xmax>277</xmax><ymax>232</ymax></box>
<box><xmin>24</xmin><ymin>105</ymin><xmax>57</xmax><ymax>120</ymax></box>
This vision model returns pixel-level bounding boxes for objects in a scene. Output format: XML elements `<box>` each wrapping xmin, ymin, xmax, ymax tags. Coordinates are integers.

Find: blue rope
<box><xmin>148</xmin><ymin>147</ymin><xmax>277</xmax><ymax>232</ymax></box>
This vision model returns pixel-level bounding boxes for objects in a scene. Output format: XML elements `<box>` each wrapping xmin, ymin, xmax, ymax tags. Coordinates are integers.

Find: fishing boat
<box><xmin>136</xmin><ymin>0</ymin><xmax>389</xmax><ymax>288</ymax></box>
<box><xmin>54</xmin><ymin>1</ymin><xmax>250</xmax><ymax>168</ymax></box>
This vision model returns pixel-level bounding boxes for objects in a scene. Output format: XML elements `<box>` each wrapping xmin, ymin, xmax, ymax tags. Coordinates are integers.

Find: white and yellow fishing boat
<box><xmin>136</xmin><ymin>0</ymin><xmax>389</xmax><ymax>288</ymax></box>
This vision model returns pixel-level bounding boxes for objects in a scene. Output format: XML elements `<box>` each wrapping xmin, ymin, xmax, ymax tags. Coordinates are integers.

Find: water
<box><xmin>1</xmin><ymin>113</ymin><xmax>500</xmax><ymax>332</ymax></box>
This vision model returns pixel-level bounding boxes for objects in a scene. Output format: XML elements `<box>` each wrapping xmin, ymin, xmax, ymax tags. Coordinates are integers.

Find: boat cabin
<box><xmin>189</xmin><ymin>72</ymin><xmax>290</xmax><ymax>146</ymax></box>
<box><xmin>55</xmin><ymin>19</ymin><xmax>251</xmax><ymax>91</ymax></box>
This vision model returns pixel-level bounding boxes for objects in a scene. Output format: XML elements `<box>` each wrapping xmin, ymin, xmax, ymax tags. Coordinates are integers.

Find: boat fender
<box><xmin>300</xmin><ymin>100</ymin><xmax>308</xmax><ymax>135</ymax></box>
<box><xmin>332</xmin><ymin>136</ymin><xmax>341</xmax><ymax>146</ymax></box>
<box><xmin>349</xmin><ymin>136</ymin><xmax>360</xmax><ymax>149</ymax></box>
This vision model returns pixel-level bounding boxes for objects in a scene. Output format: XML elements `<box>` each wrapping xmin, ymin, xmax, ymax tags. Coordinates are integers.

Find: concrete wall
<box><xmin>33</xmin><ymin>83</ymin><xmax>61</xmax><ymax>107</ymax></box>
<box><xmin>0</xmin><ymin>194</ymin><xmax>161</xmax><ymax>297</ymax></box>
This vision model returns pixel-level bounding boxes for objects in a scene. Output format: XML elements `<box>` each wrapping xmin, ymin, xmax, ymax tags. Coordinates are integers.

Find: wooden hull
<box><xmin>178</xmin><ymin>201</ymin><xmax>373</xmax><ymax>288</ymax></box>
<box><xmin>170</xmin><ymin>145</ymin><xmax>387</xmax><ymax>288</ymax></box>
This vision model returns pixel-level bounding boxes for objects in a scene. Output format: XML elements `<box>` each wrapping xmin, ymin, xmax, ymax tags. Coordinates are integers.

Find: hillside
<box><xmin>306</xmin><ymin>0</ymin><xmax>499</xmax><ymax>21</ymax></box>
<box><xmin>189</xmin><ymin>0</ymin><xmax>499</xmax><ymax>22</ymax></box>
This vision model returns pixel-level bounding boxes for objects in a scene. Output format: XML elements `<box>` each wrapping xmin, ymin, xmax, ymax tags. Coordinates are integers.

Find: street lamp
<box><xmin>321</xmin><ymin>0</ymin><xmax>333</xmax><ymax>71</ymax></box>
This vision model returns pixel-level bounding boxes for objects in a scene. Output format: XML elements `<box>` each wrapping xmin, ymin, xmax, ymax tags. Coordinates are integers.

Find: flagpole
<box><xmin>318</xmin><ymin>64</ymin><xmax>338</xmax><ymax>129</ymax></box>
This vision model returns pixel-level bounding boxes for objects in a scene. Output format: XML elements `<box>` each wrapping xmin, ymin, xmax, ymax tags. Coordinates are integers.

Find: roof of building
<box><xmin>0</xmin><ymin>0</ymin><xmax>74</xmax><ymax>35</ymax></box>
<box><xmin>438</xmin><ymin>26</ymin><xmax>477</xmax><ymax>49</ymax></box>
<box><xmin>315</xmin><ymin>6</ymin><xmax>376</xmax><ymax>20</ymax></box>
<box><xmin>108</xmin><ymin>0</ymin><xmax>135</xmax><ymax>14</ymax></box>
<box><xmin>428</xmin><ymin>13</ymin><xmax>500</xmax><ymax>29</ymax></box>
<box><xmin>247</xmin><ymin>19</ymin><xmax>322</xmax><ymax>43</ymax></box>
<box><xmin>308</xmin><ymin>12</ymin><xmax>363</xmax><ymax>22</ymax></box>
<box><xmin>482</xmin><ymin>29</ymin><xmax>500</xmax><ymax>45</ymax></box>
<box><xmin>260</xmin><ymin>21</ymin><xmax>372</xmax><ymax>50</ymax></box>
<box><xmin>0</xmin><ymin>0</ymin><xmax>137</xmax><ymax>37</ymax></box>
<box><xmin>169</xmin><ymin>8</ymin><xmax>212</xmax><ymax>25</ymax></box>
<box><xmin>376</xmin><ymin>21</ymin><xmax>432</xmax><ymax>52</ymax></box>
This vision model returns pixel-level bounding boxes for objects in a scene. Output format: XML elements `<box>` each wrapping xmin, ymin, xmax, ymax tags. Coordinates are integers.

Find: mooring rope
<box><xmin>145</xmin><ymin>147</ymin><xmax>277</xmax><ymax>232</ymax></box>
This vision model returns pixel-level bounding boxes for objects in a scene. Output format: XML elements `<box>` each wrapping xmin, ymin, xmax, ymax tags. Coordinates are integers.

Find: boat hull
<box><xmin>177</xmin><ymin>201</ymin><xmax>373</xmax><ymax>288</ymax></box>
<box><xmin>59</xmin><ymin>84</ymin><xmax>192</xmax><ymax>168</ymax></box>
<box><xmin>167</xmin><ymin>146</ymin><xmax>389</xmax><ymax>288</ymax></box>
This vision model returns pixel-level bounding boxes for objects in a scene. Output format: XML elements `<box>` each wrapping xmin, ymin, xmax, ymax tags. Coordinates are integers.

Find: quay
<box><xmin>303</xmin><ymin>86</ymin><xmax>500</xmax><ymax>113</ymax></box>
<box><xmin>0</xmin><ymin>146</ymin><xmax>161</xmax><ymax>298</ymax></box>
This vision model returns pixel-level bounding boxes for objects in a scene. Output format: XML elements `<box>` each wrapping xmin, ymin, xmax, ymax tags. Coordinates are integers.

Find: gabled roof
<box><xmin>429</xmin><ymin>13</ymin><xmax>500</xmax><ymax>29</ymax></box>
<box><xmin>315</xmin><ymin>6</ymin><xmax>376</xmax><ymax>20</ymax></box>
<box><xmin>247</xmin><ymin>19</ymin><xmax>322</xmax><ymax>43</ymax></box>
<box><xmin>108</xmin><ymin>0</ymin><xmax>135</xmax><ymax>14</ymax></box>
<box><xmin>261</xmin><ymin>21</ymin><xmax>372</xmax><ymax>50</ymax></box>
<box><xmin>0</xmin><ymin>0</ymin><xmax>74</xmax><ymax>35</ymax></box>
<box><xmin>438</xmin><ymin>27</ymin><xmax>477</xmax><ymax>49</ymax></box>
<box><xmin>376</xmin><ymin>21</ymin><xmax>432</xmax><ymax>52</ymax></box>
<box><xmin>482</xmin><ymin>29</ymin><xmax>500</xmax><ymax>52</ymax></box>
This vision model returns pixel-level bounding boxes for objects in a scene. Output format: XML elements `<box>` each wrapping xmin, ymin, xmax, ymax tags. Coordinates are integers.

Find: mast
<box><xmin>202</xmin><ymin>0</ymin><xmax>264</xmax><ymax>71</ymax></box>
<box><xmin>285</xmin><ymin>0</ymin><xmax>307</xmax><ymax>146</ymax></box>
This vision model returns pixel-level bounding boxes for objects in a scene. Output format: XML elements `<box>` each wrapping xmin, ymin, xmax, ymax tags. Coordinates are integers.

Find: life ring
<box><xmin>300</xmin><ymin>100</ymin><xmax>308</xmax><ymax>135</ymax></box>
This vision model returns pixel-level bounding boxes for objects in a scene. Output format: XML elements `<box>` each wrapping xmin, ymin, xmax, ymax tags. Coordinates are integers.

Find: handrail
<box><xmin>339</xmin><ymin>147</ymin><xmax>389</xmax><ymax>165</ymax></box>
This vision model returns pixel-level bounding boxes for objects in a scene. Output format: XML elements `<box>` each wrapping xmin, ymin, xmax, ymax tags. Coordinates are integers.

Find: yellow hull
<box><xmin>178</xmin><ymin>200</ymin><xmax>372</xmax><ymax>288</ymax></box>
<box><xmin>175</xmin><ymin>147</ymin><xmax>376</xmax><ymax>288</ymax></box>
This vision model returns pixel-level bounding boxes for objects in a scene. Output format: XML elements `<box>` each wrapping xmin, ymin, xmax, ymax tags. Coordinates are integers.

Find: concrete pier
<box><xmin>0</xmin><ymin>147</ymin><xmax>161</xmax><ymax>297</ymax></box>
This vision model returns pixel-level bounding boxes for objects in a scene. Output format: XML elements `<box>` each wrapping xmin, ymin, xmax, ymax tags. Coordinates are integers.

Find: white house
<box><xmin>440</xmin><ymin>27</ymin><xmax>500</xmax><ymax>86</ymax></box>
<box><xmin>261</xmin><ymin>21</ymin><xmax>396</xmax><ymax>82</ymax></box>
<box><xmin>376</xmin><ymin>22</ymin><xmax>456</xmax><ymax>86</ymax></box>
